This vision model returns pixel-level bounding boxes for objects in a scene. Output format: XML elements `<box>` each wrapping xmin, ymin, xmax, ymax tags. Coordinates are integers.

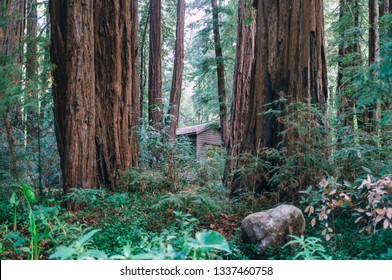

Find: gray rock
<box><xmin>241</xmin><ymin>204</ymin><xmax>305</xmax><ymax>255</ymax></box>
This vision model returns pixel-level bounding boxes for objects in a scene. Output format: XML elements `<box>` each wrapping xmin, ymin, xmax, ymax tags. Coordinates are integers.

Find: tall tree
<box><xmin>336</xmin><ymin>0</ymin><xmax>362</xmax><ymax>129</ymax></box>
<box><xmin>25</xmin><ymin>0</ymin><xmax>38</xmax><ymax>141</ymax></box>
<box><xmin>211</xmin><ymin>0</ymin><xmax>229</xmax><ymax>148</ymax></box>
<box><xmin>1</xmin><ymin>0</ymin><xmax>26</xmax><ymax>178</ymax></box>
<box><xmin>50</xmin><ymin>0</ymin><xmax>97</xmax><ymax>209</ymax></box>
<box><xmin>231</xmin><ymin>0</ymin><xmax>328</xmax><ymax>195</ymax></box>
<box><xmin>148</xmin><ymin>0</ymin><xmax>163</xmax><ymax>126</ymax></box>
<box><xmin>362</xmin><ymin>0</ymin><xmax>380</xmax><ymax>131</ymax></box>
<box><xmin>131</xmin><ymin>0</ymin><xmax>140</xmax><ymax>129</ymax></box>
<box><xmin>50</xmin><ymin>0</ymin><xmax>140</xmax><ymax>208</ymax></box>
<box><xmin>139</xmin><ymin>1</ymin><xmax>150</xmax><ymax>120</ymax></box>
<box><xmin>94</xmin><ymin>0</ymin><xmax>139</xmax><ymax>191</ymax></box>
<box><xmin>369</xmin><ymin>0</ymin><xmax>380</xmax><ymax>67</ymax></box>
<box><xmin>167</xmin><ymin>0</ymin><xmax>186</xmax><ymax>140</ymax></box>
<box><xmin>225</xmin><ymin>0</ymin><xmax>256</xmax><ymax>185</ymax></box>
<box><xmin>379</xmin><ymin>0</ymin><xmax>389</xmax><ymax>16</ymax></box>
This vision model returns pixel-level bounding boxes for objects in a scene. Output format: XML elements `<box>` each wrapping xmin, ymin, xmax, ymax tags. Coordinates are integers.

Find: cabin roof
<box><xmin>176</xmin><ymin>123</ymin><xmax>217</xmax><ymax>136</ymax></box>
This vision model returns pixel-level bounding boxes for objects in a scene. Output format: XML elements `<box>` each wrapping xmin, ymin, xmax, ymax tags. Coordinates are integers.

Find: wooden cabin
<box><xmin>176</xmin><ymin>123</ymin><xmax>222</xmax><ymax>159</ymax></box>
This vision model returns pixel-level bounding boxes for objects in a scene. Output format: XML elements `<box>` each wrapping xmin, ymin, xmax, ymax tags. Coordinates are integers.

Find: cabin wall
<box><xmin>196</xmin><ymin>129</ymin><xmax>222</xmax><ymax>159</ymax></box>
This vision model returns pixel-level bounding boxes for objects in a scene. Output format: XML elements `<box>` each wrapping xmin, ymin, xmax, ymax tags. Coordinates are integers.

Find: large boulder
<box><xmin>240</xmin><ymin>204</ymin><xmax>305</xmax><ymax>255</ymax></box>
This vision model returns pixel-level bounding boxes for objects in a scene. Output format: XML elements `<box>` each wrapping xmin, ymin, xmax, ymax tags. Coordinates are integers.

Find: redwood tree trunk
<box><xmin>225</xmin><ymin>0</ymin><xmax>256</xmax><ymax>188</ymax></box>
<box><xmin>1</xmin><ymin>0</ymin><xmax>26</xmax><ymax>178</ymax></box>
<box><xmin>231</xmin><ymin>0</ymin><xmax>328</xmax><ymax>195</ymax></box>
<box><xmin>211</xmin><ymin>0</ymin><xmax>229</xmax><ymax>148</ymax></box>
<box><xmin>168</xmin><ymin>0</ymin><xmax>186</xmax><ymax>140</ymax></box>
<box><xmin>148</xmin><ymin>0</ymin><xmax>163</xmax><ymax>126</ymax></box>
<box><xmin>25</xmin><ymin>0</ymin><xmax>38</xmax><ymax>143</ymax></box>
<box><xmin>50</xmin><ymin>0</ymin><xmax>97</xmax><ymax>210</ymax></box>
<box><xmin>94</xmin><ymin>0</ymin><xmax>139</xmax><ymax>191</ymax></box>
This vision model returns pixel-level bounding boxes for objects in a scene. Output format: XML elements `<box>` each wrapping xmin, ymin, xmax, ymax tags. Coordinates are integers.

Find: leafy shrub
<box><xmin>49</xmin><ymin>211</ymin><xmax>230</xmax><ymax>260</ymax></box>
<box><xmin>283</xmin><ymin>235</ymin><xmax>331</xmax><ymax>260</ymax></box>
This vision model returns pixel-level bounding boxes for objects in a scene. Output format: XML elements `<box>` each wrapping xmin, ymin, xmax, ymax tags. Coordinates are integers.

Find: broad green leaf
<box><xmin>109</xmin><ymin>255</ymin><xmax>126</xmax><ymax>260</ymax></box>
<box><xmin>123</xmin><ymin>245</ymin><xmax>132</xmax><ymax>258</ymax></box>
<box><xmin>361</xmin><ymin>166</ymin><xmax>372</xmax><ymax>174</ymax></box>
<box><xmin>130</xmin><ymin>253</ymin><xmax>156</xmax><ymax>260</ymax></box>
<box><xmin>82</xmin><ymin>250</ymin><xmax>108</xmax><ymax>260</ymax></box>
<box><xmin>194</xmin><ymin>230</ymin><xmax>230</xmax><ymax>252</ymax></box>
<box><xmin>77</xmin><ymin>229</ymin><xmax>100</xmax><ymax>245</ymax></box>
<box><xmin>49</xmin><ymin>246</ymin><xmax>75</xmax><ymax>260</ymax></box>
<box><xmin>10</xmin><ymin>192</ymin><xmax>19</xmax><ymax>206</ymax></box>
<box><xmin>20</xmin><ymin>181</ymin><xmax>36</xmax><ymax>204</ymax></box>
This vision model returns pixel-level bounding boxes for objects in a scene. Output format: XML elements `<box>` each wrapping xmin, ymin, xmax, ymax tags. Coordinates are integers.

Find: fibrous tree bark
<box><xmin>231</xmin><ymin>0</ymin><xmax>328</xmax><ymax>195</ymax></box>
<box><xmin>1</xmin><ymin>0</ymin><xmax>26</xmax><ymax>178</ymax></box>
<box><xmin>211</xmin><ymin>0</ymin><xmax>229</xmax><ymax>148</ymax></box>
<box><xmin>148</xmin><ymin>0</ymin><xmax>163</xmax><ymax>126</ymax></box>
<box><xmin>224</xmin><ymin>0</ymin><xmax>256</xmax><ymax>187</ymax></box>
<box><xmin>50</xmin><ymin>0</ymin><xmax>97</xmax><ymax>210</ymax></box>
<box><xmin>94</xmin><ymin>0</ymin><xmax>139</xmax><ymax>191</ymax></box>
<box><xmin>50</xmin><ymin>0</ymin><xmax>140</xmax><ymax>207</ymax></box>
<box><xmin>167</xmin><ymin>0</ymin><xmax>186</xmax><ymax>140</ymax></box>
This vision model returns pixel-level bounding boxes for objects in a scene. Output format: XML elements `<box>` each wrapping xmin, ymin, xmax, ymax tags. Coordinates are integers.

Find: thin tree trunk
<box><xmin>168</xmin><ymin>0</ymin><xmax>186</xmax><ymax>140</ymax></box>
<box><xmin>94</xmin><ymin>0</ymin><xmax>139</xmax><ymax>191</ymax></box>
<box><xmin>364</xmin><ymin>0</ymin><xmax>379</xmax><ymax>132</ymax></box>
<box><xmin>337</xmin><ymin>0</ymin><xmax>361</xmax><ymax>129</ymax></box>
<box><xmin>50</xmin><ymin>0</ymin><xmax>97</xmax><ymax>210</ymax></box>
<box><xmin>369</xmin><ymin>0</ymin><xmax>380</xmax><ymax>67</ymax></box>
<box><xmin>25</xmin><ymin>0</ymin><xmax>38</xmax><ymax>144</ymax></box>
<box><xmin>211</xmin><ymin>0</ymin><xmax>229</xmax><ymax>148</ymax></box>
<box><xmin>139</xmin><ymin>11</ymin><xmax>149</xmax><ymax>120</ymax></box>
<box><xmin>379</xmin><ymin>0</ymin><xmax>389</xmax><ymax>17</ymax></box>
<box><xmin>225</xmin><ymin>0</ymin><xmax>255</xmax><ymax>191</ymax></box>
<box><xmin>148</xmin><ymin>0</ymin><xmax>163</xmax><ymax>126</ymax></box>
<box><xmin>131</xmin><ymin>0</ymin><xmax>140</xmax><ymax>129</ymax></box>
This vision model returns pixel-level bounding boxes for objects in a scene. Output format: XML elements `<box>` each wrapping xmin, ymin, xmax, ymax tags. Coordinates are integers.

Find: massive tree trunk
<box><xmin>211</xmin><ymin>0</ymin><xmax>229</xmax><ymax>148</ymax></box>
<box><xmin>50</xmin><ymin>0</ymin><xmax>140</xmax><ymax>205</ymax></box>
<box><xmin>148</xmin><ymin>0</ymin><xmax>163</xmax><ymax>126</ymax></box>
<box><xmin>94</xmin><ymin>0</ymin><xmax>139</xmax><ymax>191</ymax></box>
<box><xmin>1</xmin><ymin>0</ymin><xmax>26</xmax><ymax>178</ymax></box>
<box><xmin>50</xmin><ymin>0</ymin><xmax>97</xmax><ymax>210</ymax></box>
<box><xmin>167</xmin><ymin>0</ymin><xmax>186</xmax><ymax>140</ymax></box>
<box><xmin>231</xmin><ymin>0</ymin><xmax>328</xmax><ymax>195</ymax></box>
<box><xmin>224</xmin><ymin>0</ymin><xmax>256</xmax><ymax>188</ymax></box>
